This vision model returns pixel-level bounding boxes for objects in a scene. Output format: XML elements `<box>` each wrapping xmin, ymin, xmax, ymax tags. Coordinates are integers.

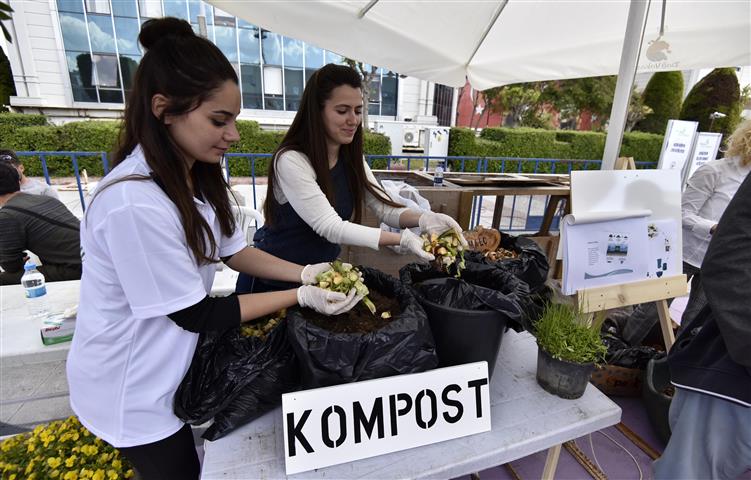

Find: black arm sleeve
<box><xmin>167</xmin><ymin>294</ymin><xmax>241</xmax><ymax>333</ymax></box>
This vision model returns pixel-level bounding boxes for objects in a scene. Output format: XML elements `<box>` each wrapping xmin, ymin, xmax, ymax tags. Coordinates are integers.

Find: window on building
<box><xmin>263</xmin><ymin>66</ymin><xmax>283</xmax><ymax>110</ymax></box>
<box><xmin>304</xmin><ymin>44</ymin><xmax>323</xmax><ymax>83</ymax></box>
<box><xmin>138</xmin><ymin>0</ymin><xmax>162</xmax><ymax>18</ymax></box>
<box><xmin>241</xmin><ymin>64</ymin><xmax>262</xmax><ymax>109</ymax></box>
<box><xmin>114</xmin><ymin>17</ymin><xmax>140</xmax><ymax>55</ymax></box>
<box><xmin>57</xmin><ymin>0</ymin><xmax>84</xmax><ymax>14</ymax></box>
<box><xmin>238</xmin><ymin>24</ymin><xmax>260</xmax><ymax>64</ymax></box>
<box><xmin>381</xmin><ymin>71</ymin><xmax>398</xmax><ymax>116</ymax></box>
<box><xmin>87</xmin><ymin>14</ymin><xmax>117</xmax><ymax>54</ymax></box>
<box><xmin>66</xmin><ymin>51</ymin><xmax>97</xmax><ymax>102</ymax></box>
<box><xmin>214</xmin><ymin>24</ymin><xmax>238</xmax><ymax>62</ymax></box>
<box><xmin>59</xmin><ymin>12</ymin><xmax>90</xmax><ymax>52</ymax></box>
<box><xmin>85</xmin><ymin>0</ymin><xmax>110</xmax><ymax>15</ymax></box>
<box><xmin>284</xmin><ymin>68</ymin><xmax>303</xmax><ymax>110</ymax></box>
<box><xmin>111</xmin><ymin>0</ymin><xmax>137</xmax><ymax>18</ymax></box>
<box><xmin>163</xmin><ymin>0</ymin><xmax>188</xmax><ymax>20</ymax></box>
<box><xmin>92</xmin><ymin>54</ymin><xmax>119</xmax><ymax>88</ymax></box>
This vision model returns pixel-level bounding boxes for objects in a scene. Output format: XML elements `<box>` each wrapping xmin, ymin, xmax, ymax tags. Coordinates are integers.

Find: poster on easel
<box><xmin>657</xmin><ymin>119</ymin><xmax>698</xmax><ymax>173</ymax></box>
<box><xmin>683</xmin><ymin>132</ymin><xmax>723</xmax><ymax>187</ymax></box>
<box><xmin>563</xmin><ymin>170</ymin><xmax>683</xmax><ymax>295</ymax></box>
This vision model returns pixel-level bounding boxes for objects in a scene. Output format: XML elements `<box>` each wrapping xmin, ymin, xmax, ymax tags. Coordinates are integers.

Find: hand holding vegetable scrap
<box><xmin>400</xmin><ymin>229</ymin><xmax>435</xmax><ymax>262</ymax></box>
<box><xmin>313</xmin><ymin>260</ymin><xmax>377</xmax><ymax>314</ymax></box>
<box><xmin>418</xmin><ymin>212</ymin><xmax>468</xmax><ymax>247</ymax></box>
<box><xmin>300</xmin><ymin>262</ymin><xmax>333</xmax><ymax>285</ymax></box>
<box><xmin>297</xmin><ymin>285</ymin><xmax>361</xmax><ymax>316</ymax></box>
<box><xmin>421</xmin><ymin>229</ymin><xmax>466</xmax><ymax>276</ymax></box>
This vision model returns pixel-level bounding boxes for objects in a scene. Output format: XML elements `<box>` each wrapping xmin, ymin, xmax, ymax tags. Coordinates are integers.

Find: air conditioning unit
<box><xmin>403</xmin><ymin>125</ymin><xmax>420</xmax><ymax>148</ymax></box>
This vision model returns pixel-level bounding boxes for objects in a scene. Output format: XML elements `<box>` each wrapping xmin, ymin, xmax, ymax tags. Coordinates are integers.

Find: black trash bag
<box><xmin>174</xmin><ymin>319</ymin><xmax>299</xmax><ymax>439</ymax></box>
<box><xmin>400</xmin><ymin>260</ymin><xmax>529</xmax><ymax>331</ymax></box>
<box><xmin>601</xmin><ymin>319</ymin><xmax>661</xmax><ymax>369</ymax></box>
<box><xmin>463</xmin><ymin>232</ymin><xmax>549</xmax><ymax>292</ymax></box>
<box><xmin>287</xmin><ymin>267</ymin><xmax>438</xmax><ymax>389</ymax></box>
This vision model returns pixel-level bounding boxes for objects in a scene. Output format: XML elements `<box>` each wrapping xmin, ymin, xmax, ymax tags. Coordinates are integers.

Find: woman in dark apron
<box><xmin>237</xmin><ymin>64</ymin><xmax>466</xmax><ymax>294</ymax></box>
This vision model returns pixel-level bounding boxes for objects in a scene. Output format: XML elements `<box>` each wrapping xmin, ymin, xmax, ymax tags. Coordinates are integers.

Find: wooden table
<box><xmin>200</xmin><ymin>330</ymin><xmax>621</xmax><ymax>479</ymax></box>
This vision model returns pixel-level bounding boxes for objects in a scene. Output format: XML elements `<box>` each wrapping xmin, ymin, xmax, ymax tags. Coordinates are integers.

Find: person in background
<box><xmin>0</xmin><ymin>149</ymin><xmax>60</xmax><ymax>199</ymax></box>
<box><xmin>623</xmin><ymin>118</ymin><xmax>751</xmax><ymax>345</ymax></box>
<box><xmin>653</xmin><ymin>169</ymin><xmax>751</xmax><ymax>480</ymax></box>
<box><xmin>236</xmin><ymin>63</ymin><xmax>466</xmax><ymax>294</ymax></box>
<box><xmin>0</xmin><ymin>162</ymin><xmax>81</xmax><ymax>285</ymax></box>
<box><xmin>66</xmin><ymin>18</ymin><xmax>359</xmax><ymax>480</ymax></box>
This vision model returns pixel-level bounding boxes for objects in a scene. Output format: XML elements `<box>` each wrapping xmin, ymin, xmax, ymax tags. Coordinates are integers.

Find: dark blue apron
<box><xmin>235</xmin><ymin>157</ymin><xmax>354</xmax><ymax>293</ymax></box>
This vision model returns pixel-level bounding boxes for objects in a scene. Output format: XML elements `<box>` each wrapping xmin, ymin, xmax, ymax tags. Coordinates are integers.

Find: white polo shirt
<box><xmin>67</xmin><ymin>146</ymin><xmax>246</xmax><ymax>447</ymax></box>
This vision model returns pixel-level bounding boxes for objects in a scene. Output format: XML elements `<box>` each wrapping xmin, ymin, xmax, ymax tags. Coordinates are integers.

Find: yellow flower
<box><xmin>50</xmin><ymin>470</ymin><xmax>61</xmax><ymax>478</ymax></box>
<box><xmin>64</xmin><ymin>471</ymin><xmax>79</xmax><ymax>480</ymax></box>
<box><xmin>27</xmin><ymin>442</ymin><xmax>36</xmax><ymax>452</ymax></box>
<box><xmin>48</xmin><ymin>457</ymin><xmax>62</xmax><ymax>468</ymax></box>
<box><xmin>80</xmin><ymin>468</ymin><xmax>93</xmax><ymax>479</ymax></box>
<box><xmin>8</xmin><ymin>474</ymin><xmax>16</xmax><ymax>480</ymax></box>
<box><xmin>92</xmin><ymin>469</ymin><xmax>105</xmax><ymax>480</ymax></box>
<box><xmin>65</xmin><ymin>455</ymin><xmax>78</xmax><ymax>467</ymax></box>
<box><xmin>124</xmin><ymin>470</ymin><xmax>135</xmax><ymax>479</ymax></box>
<box><xmin>72</xmin><ymin>432</ymin><xmax>80</xmax><ymax>441</ymax></box>
<box><xmin>111</xmin><ymin>459</ymin><xmax>121</xmax><ymax>470</ymax></box>
<box><xmin>106</xmin><ymin>470</ymin><xmax>118</xmax><ymax>480</ymax></box>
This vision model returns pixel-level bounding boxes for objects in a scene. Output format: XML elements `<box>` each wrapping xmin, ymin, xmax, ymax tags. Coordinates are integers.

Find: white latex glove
<box><xmin>399</xmin><ymin>229</ymin><xmax>435</xmax><ymax>262</ymax></box>
<box><xmin>300</xmin><ymin>262</ymin><xmax>332</xmax><ymax>285</ymax></box>
<box><xmin>418</xmin><ymin>212</ymin><xmax>469</xmax><ymax>247</ymax></box>
<box><xmin>297</xmin><ymin>286</ymin><xmax>362</xmax><ymax>315</ymax></box>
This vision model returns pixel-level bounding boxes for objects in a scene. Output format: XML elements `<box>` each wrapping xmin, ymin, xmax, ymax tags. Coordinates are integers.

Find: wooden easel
<box><xmin>574</xmin><ymin>156</ymin><xmax>687</xmax><ymax>351</ymax></box>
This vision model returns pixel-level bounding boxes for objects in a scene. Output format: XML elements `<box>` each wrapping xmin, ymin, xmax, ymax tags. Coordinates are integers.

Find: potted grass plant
<box><xmin>534</xmin><ymin>302</ymin><xmax>607</xmax><ymax>399</ymax></box>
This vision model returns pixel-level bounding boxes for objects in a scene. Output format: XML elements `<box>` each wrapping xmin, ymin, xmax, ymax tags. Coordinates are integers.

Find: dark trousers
<box><xmin>623</xmin><ymin>261</ymin><xmax>705</xmax><ymax>346</ymax></box>
<box><xmin>118</xmin><ymin>424</ymin><xmax>200</xmax><ymax>480</ymax></box>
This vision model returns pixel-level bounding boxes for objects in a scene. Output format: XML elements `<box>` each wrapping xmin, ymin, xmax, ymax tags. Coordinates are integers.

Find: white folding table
<box><xmin>200</xmin><ymin>330</ymin><xmax>621</xmax><ymax>479</ymax></box>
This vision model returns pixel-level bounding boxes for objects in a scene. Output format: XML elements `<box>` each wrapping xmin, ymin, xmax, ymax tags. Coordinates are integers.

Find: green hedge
<box><xmin>449</xmin><ymin>127</ymin><xmax>663</xmax><ymax>170</ymax></box>
<box><xmin>2</xmin><ymin>117</ymin><xmax>392</xmax><ymax>177</ymax></box>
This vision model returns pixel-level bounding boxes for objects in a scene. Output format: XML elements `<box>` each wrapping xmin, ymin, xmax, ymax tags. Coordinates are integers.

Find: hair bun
<box><xmin>139</xmin><ymin>17</ymin><xmax>195</xmax><ymax>50</ymax></box>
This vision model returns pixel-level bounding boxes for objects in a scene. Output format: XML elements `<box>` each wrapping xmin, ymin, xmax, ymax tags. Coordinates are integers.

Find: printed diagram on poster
<box><xmin>561</xmin><ymin>211</ymin><xmax>651</xmax><ymax>295</ymax></box>
<box><xmin>646</xmin><ymin>219</ymin><xmax>677</xmax><ymax>279</ymax></box>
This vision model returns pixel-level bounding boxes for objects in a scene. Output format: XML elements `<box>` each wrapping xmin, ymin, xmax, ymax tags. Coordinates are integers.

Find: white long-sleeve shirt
<box><xmin>682</xmin><ymin>156</ymin><xmax>751</xmax><ymax>268</ymax></box>
<box><xmin>273</xmin><ymin>150</ymin><xmax>408</xmax><ymax>250</ymax></box>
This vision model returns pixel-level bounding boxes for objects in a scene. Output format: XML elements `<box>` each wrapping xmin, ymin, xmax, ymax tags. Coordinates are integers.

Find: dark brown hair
<box><xmin>263</xmin><ymin>63</ymin><xmax>401</xmax><ymax>226</ymax></box>
<box><xmin>109</xmin><ymin>17</ymin><xmax>238</xmax><ymax>264</ymax></box>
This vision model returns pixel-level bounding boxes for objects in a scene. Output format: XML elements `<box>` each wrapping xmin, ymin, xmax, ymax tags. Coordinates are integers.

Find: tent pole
<box><xmin>601</xmin><ymin>0</ymin><xmax>651</xmax><ymax>170</ymax></box>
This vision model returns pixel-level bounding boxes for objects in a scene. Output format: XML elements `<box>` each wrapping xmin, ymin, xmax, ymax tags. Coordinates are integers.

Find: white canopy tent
<box><xmin>208</xmin><ymin>0</ymin><xmax>751</xmax><ymax>168</ymax></box>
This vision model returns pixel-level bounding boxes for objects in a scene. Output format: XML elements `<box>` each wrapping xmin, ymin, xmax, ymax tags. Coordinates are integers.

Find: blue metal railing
<box><xmin>14</xmin><ymin>151</ymin><xmax>657</xmax><ymax>232</ymax></box>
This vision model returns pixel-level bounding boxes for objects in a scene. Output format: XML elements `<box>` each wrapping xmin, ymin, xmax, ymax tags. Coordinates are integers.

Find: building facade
<box><xmin>2</xmin><ymin>0</ymin><xmax>456</xmax><ymax>133</ymax></box>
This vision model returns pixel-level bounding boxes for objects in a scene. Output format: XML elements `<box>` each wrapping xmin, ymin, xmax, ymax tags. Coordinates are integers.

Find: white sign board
<box><xmin>282</xmin><ymin>362</ymin><xmax>491</xmax><ymax>475</ymax></box>
<box><xmin>658</xmin><ymin>119</ymin><xmax>698</xmax><ymax>173</ymax></box>
<box><xmin>683</xmin><ymin>132</ymin><xmax>723</xmax><ymax>185</ymax></box>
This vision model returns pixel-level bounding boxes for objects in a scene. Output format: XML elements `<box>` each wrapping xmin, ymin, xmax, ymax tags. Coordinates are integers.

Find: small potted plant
<box><xmin>534</xmin><ymin>302</ymin><xmax>607</xmax><ymax>399</ymax></box>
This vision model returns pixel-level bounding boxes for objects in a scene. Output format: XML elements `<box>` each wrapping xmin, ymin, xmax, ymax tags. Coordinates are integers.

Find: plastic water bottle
<box><xmin>21</xmin><ymin>261</ymin><xmax>50</xmax><ymax>321</ymax></box>
<box><xmin>433</xmin><ymin>165</ymin><xmax>444</xmax><ymax>186</ymax></box>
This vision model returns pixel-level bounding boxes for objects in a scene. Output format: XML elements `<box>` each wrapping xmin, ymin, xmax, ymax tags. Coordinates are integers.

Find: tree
<box><xmin>0</xmin><ymin>46</ymin><xmax>15</xmax><ymax>108</ymax></box>
<box><xmin>485</xmin><ymin>83</ymin><xmax>543</xmax><ymax>127</ymax></box>
<box><xmin>540</xmin><ymin>76</ymin><xmax>617</xmax><ymax>130</ymax></box>
<box><xmin>344</xmin><ymin>59</ymin><xmax>378</xmax><ymax>131</ymax></box>
<box><xmin>0</xmin><ymin>0</ymin><xmax>13</xmax><ymax>43</ymax></box>
<box><xmin>625</xmin><ymin>86</ymin><xmax>653</xmax><ymax>132</ymax></box>
<box><xmin>680</xmin><ymin>67</ymin><xmax>741</xmax><ymax>140</ymax></box>
<box><xmin>633</xmin><ymin>71</ymin><xmax>683</xmax><ymax>133</ymax></box>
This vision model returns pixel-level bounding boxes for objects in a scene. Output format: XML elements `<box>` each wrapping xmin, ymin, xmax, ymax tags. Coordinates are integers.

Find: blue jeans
<box><xmin>653</xmin><ymin>388</ymin><xmax>751</xmax><ymax>479</ymax></box>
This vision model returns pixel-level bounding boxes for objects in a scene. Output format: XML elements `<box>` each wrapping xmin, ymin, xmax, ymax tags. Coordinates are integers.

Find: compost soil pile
<box><xmin>303</xmin><ymin>290</ymin><xmax>401</xmax><ymax>333</ymax></box>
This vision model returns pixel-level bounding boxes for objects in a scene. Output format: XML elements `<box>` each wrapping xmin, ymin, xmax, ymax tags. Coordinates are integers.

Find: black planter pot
<box><xmin>536</xmin><ymin>346</ymin><xmax>595</xmax><ymax>399</ymax></box>
<box><xmin>416</xmin><ymin>286</ymin><xmax>508</xmax><ymax>379</ymax></box>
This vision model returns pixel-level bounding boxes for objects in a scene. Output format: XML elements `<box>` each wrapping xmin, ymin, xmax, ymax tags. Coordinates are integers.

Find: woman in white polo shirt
<box><xmin>236</xmin><ymin>63</ymin><xmax>466</xmax><ymax>294</ymax></box>
<box><xmin>66</xmin><ymin>18</ymin><xmax>359</xmax><ymax>479</ymax></box>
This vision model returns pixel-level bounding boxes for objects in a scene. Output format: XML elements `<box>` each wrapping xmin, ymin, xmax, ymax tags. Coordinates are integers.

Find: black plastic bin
<box><xmin>415</xmin><ymin>278</ymin><xmax>509</xmax><ymax>379</ymax></box>
<box><xmin>642</xmin><ymin>355</ymin><xmax>672</xmax><ymax>444</ymax></box>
